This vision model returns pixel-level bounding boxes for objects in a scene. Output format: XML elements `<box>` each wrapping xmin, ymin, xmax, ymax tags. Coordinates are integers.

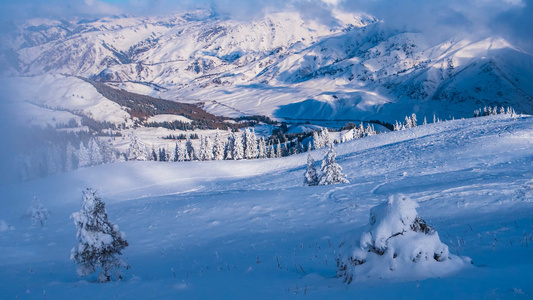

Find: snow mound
<box><xmin>0</xmin><ymin>220</ymin><xmax>15</xmax><ymax>232</ymax></box>
<box><xmin>337</xmin><ymin>194</ymin><xmax>470</xmax><ymax>283</ymax></box>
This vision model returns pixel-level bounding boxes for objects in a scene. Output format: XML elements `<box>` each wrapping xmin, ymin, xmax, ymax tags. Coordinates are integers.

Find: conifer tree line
<box><xmin>393</xmin><ymin>106</ymin><xmax>517</xmax><ymax>132</ymax></box>
<box><xmin>16</xmin><ymin>105</ymin><xmax>519</xmax><ymax>181</ymax></box>
<box><xmin>14</xmin><ymin>126</ymin><xmax>125</xmax><ymax>181</ymax></box>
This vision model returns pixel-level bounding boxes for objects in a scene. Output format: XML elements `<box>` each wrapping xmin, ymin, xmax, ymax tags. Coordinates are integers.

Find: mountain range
<box><xmin>3</xmin><ymin>9</ymin><xmax>533</xmax><ymax>123</ymax></box>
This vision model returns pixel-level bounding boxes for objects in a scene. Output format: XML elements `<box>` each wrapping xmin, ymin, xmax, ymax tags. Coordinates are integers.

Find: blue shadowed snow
<box><xmin>0</xmin><ymin>114</ymin><xmax>532</xmax><ymax>298</ymax></box>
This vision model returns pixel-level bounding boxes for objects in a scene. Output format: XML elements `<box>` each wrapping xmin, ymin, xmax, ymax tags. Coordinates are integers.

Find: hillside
<box><xmin>1</xmin><ymin>114</ymin><xmax>532</xmax><ymax>298</ymax></box>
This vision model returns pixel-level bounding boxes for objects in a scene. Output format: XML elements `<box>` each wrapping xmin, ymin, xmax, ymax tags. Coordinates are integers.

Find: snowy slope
<box><xmin>1</xmin><ymin>115</ymin><xmax>532</xmax><ymax>298</ymax></box>
<box><xmin>6</xmin><ymin>10</ymin><xmax>532</xmax><ymax>123</ymax></box>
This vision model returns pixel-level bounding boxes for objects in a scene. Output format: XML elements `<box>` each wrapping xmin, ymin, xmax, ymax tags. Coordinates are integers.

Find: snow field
<box><xmin>0</xmin><ymin>115</ymin><xmax>532</xmax><ymax>298</ymax></box>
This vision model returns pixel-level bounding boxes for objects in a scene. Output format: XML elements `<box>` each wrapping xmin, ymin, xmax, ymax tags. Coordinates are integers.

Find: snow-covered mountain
<box><xmin>4</xmin><ymin>10</ymin><xmax>533</xmax><ymax>122</ymax></box>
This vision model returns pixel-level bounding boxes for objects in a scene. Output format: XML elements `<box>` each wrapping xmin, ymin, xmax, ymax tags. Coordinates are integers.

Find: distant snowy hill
<box><xmin>5</xmin><ymin>10</ymin><xmax>533</xmax><ymax>122</ymax></box>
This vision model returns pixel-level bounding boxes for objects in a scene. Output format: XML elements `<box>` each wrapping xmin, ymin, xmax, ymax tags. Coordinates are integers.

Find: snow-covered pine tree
<box><xmin>268</xmin><ymin>145</ymin><xmax>276</xmax><ymax>158</ymax></box>
<box><xmin>322</xmin><ymin>128</ymin><xmax>331</xmax><ymax>147</ymax></box>
<box><xmin>304</xmin><ymin>154</ymin><xmax>319</xmax><ymax>186</ymax></box>
<box><xmin>233</xmin><ymin>132</ymin><xmax>244</xmax><ymax>160</ymax></box>
<box><xmin>71</xmin><ymin>188</ymin><xmax>129</xmax><ymax>282</ymax></box>
<box><xmin>411</xmin><ymin>113</ymin><xmax>418</xmax><ymax>127</ymax></box>
<box><xmin>89</xmin><ymin>138</ymin><xmax>103</xmax><ymax>166</ymax></box>
<box><xmin>151</xmin><ymin>147</ymin><xmax>158</xmax><ymax>161</ymax></box>
<box><xmin>276</xmin><ymin>140</ymin><xmax>282</xmax><ymax>158</ymax></box>
<box><xmin>404</xmin><ymin>116</ymin><xmax>413</xmax><ymax>129</ymax></box>
<box><xmin>258</xmin><ymin>137</ymin><xmax>267</xmax><ymax>159</ymax></box>
<box><xmin>28</xmin><ymin>196</ymin><xmax>49</xmax><ymax>228</ymax></box>
<box><xmin>185</xmin><ymin>136</ymin><xmax>196</xmax><ymax>161</ymax></box>
<box><xmin>225</xmin><ymin>131</ymin><xmax>234</xmax><ymax>160</ymax></box>
<box><xmin>319</xmin><ymin>143</ymin><xmax>349</xmax><ymax>185</ymax></box>
<box><xmin>204</xmin><ymin>136</ymin><xmax>213</xmax><ymax>160</ymax></box>
<box><xmin>199</xmin><ymin>136</ymin><xmax>207</xmax><ymax>161</ymax></box>
<box><xmin>65</xmin><ymin>142</ymin><xmax>77</xmax><ymax>172</ymax></box>
<box><xmin>394</xmin><ymin>121</ymin><xmax>402</xmax><ymax>131</ymax></box>
<box><xmin>213</xmin><ymin>131</ymin><xmax>225</xmax><ymax>160</ymax></box>
<box><xmin>127</xmin><ymin>135</ymin><xmax>148</xmax><ymax>161</ymax></box>
<box><xmin>313</xmin><ymin>130</ymin><xmax>321</xmax><ymax>150</ymax></box>
<box><xmin>78</xmin><ymin>141</ymin><xmax>91</xmax><ymax>167</ymax></box>
<box><xmin>174</xmin><ymin>143</ymin><xmax>179</xmax><ymax>162</ymax></box>
<box><xmin>46</xmin><ymin>143</ymin><xmax>61</xmax><ymax>175</ymax></box>
<box><xmin>365</xmin><ymin>124</ymin><xmax>376</xmax><ymax>136</ymax></box>
<box><xmin>244</xmin><ymin>129</ymin><xmax>258</xmax><ymax>159</ymax></box>
<box><xmin>423</xmin><ymin>116</ymin><xmax>427</xmax><ymax>126</ymax></box>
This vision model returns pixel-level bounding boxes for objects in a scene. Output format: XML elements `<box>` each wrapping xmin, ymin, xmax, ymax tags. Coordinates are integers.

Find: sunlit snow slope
<box><xmin>0</xmin><ymin>115</ymin><xmax>532</xmax><ymax>298</ymax></box>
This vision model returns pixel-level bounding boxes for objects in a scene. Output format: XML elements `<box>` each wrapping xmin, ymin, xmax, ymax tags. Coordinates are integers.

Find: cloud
<box><xmin>0</xmin><ymin>0</ymin><xmax>531</xmax><ymax>51</ymax></box>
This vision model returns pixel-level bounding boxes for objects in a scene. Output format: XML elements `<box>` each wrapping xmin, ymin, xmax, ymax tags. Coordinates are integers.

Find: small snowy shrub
<box><xmin>71</xmin><ymin>188</ymin><xmax>129</xmax><ymax>282</ymax></box>
<box><xmin>28</xmin><ymin>196</ymin><xmax>50</xmax><ymax>228</ymax></box>
<box><xmin>337</xmin><ymin>194</ymin><xmax>469</xmax><ymax>283</ymax></box>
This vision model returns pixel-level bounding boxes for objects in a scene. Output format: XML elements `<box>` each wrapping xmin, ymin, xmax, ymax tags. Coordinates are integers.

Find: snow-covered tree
<box><xmin>322</xmin><ymin>128</ymin><xmax>330</xmax><ymax>147</ymax></box>
<box><xmin>411</xmin><ymin>113</ymin><xmax>418</xmax><ymax>127</ymax></box>
<box><xmin>127</xmin><ymin>135</ymin><xmax>148</xmax><ymax>161</ymax></box>
<box><xmin>243</xmin><ymin>129</ymin><xmax>258</xmax><ymax>159</ymax></box>
<box><xmin>89</xmin><ymin>138</ymin><xmax>103</xmax><ymax>165</ymax></box>
<box><xmin>365</xmin><ymin>124</ymin><xmax>376</xmax><ymax>136</ymax></box>
<box><xmin>304</xmin><ymin>154</ymin><xmax>319</xmax><ymax>186</ymax></box>
<box><xmin>258</xmin><ymin>137</ymin><xmax>267</xmax><ymax>159</ymax></box>
<box><xmin>65</xmin><ymin>142</ymin><xmax>77</xmax><ymax>172</ymax></box>
<box><xmin>204</xmin><ymin>136</ymin><xmax>213</xmax><ymax>160</ymax></box>
<box><xmin>28</xmin><ymin>196</ymin><xmax>49</xmax><ymax>228</ymax></box>
<box><xmin>225</xmin><ymin>131</ymin><xmax>234</xmax><ymax>160</ymax></box>
<box><xmin>173</xmin><ymin>143</ymin><xmax>179</xmax><ymax>162</ymax></box>
<box><xmin>176</xmin><ymin>142</ymin><xmax>187</xmax><ymax>162</ymax></box>
<box><xmin>46</xmin><ymin>143</ymin><xmax>61</xmax><ymax>175</ymax></box>
<box><xmin>313</xmin><ymin>128</ymin><xmax>330</xmax><ymax>150</ymax></box>
<box><xmin>232</xmin><ymin>132</ymin><xmax>244</xmax><ymax>160</ymax></box>
<box><xmin>185</xmin><ymin>136</ymin><xmax>196</xmax><ymax>161</ymax></box>
<box><xmin>78</xmin><ymin>141</ymin><xmax>91</xmax><ymax>167</ymax></box>
<box><xmin>268</xmin><ymin>145</ymin><xmax>276</xmax><ymax>158</ymax></box>
<box><xmin>404</xmin><ymin>116</ymin><xmax>413</xmax><ymax>129</ymax></box>
<box><xmin>319</xmin><ymin>143</ymin><xmax>349</xmax><ymax>185</ymax></box>
<box><xmin>71</xmin><ymin>188</ymin><xmax>129</xmax><ymax>282</ymax></box>
<box><xmin>313</xmin><ymin>130</ymin><xmax>321</xmax><ymax>149</ymax></box>
<box><xmin>213</xmin><ymin>131</ymin><xmax>225</xmax><ymax>160</ymax></box>
<box><xmin>423</xmin><ymin>116</ymin><xmax>427</xmax><ymax>126</ymax></box>
<box><xmin>276</xmin><ymin>140</ymin><xmax>282</xmax><ymax>158</ymax></box>
<box><xmin>336</xmin><ymin>194</ymin><xmax>467</xmax><ymax>284</ymax></box>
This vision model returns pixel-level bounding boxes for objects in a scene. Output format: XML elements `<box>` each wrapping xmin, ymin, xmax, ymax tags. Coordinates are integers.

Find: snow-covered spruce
<box><xmin>319</xmin><ymin>143</ymin><xmax>349</xmax><ymax>185</ymax></box>
<box><xmin>28</xmin><ymin>196</ymin><xmax>50</xmax><ymax>228</ymax></box>
<box><xmin>70</xmin><ymin>188</ymin><xmax>129</xmax><ymax>282</ymax></box>
<box><xmin>337</xmin><ymin>194</ymin><xmax>470</xmax><ymax>283</ymax></box>
<box><xmin>304</xmin><ymin>154</ymin><xmax>319</xmax><ymax>186</ymax></box>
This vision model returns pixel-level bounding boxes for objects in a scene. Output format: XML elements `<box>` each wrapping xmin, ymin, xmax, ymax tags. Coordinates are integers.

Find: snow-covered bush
<box><xmin>71</xmin><ymin>188</ymin><xmax>129</xmax><ymax>282</ymax></box>
<box><xmin>28</xmin><ymin>196</ymin><xmax>50</xmax><ymax>228</ymax></box>
<box><xmin>337</xmin><ymin>194</ymin><xmax>469</xmax><ymax>283</ymax></box>
<box><xmin>319</xmin><ymin>143</ymin><xmax>349</xmax><ymax>185</ymax></box>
